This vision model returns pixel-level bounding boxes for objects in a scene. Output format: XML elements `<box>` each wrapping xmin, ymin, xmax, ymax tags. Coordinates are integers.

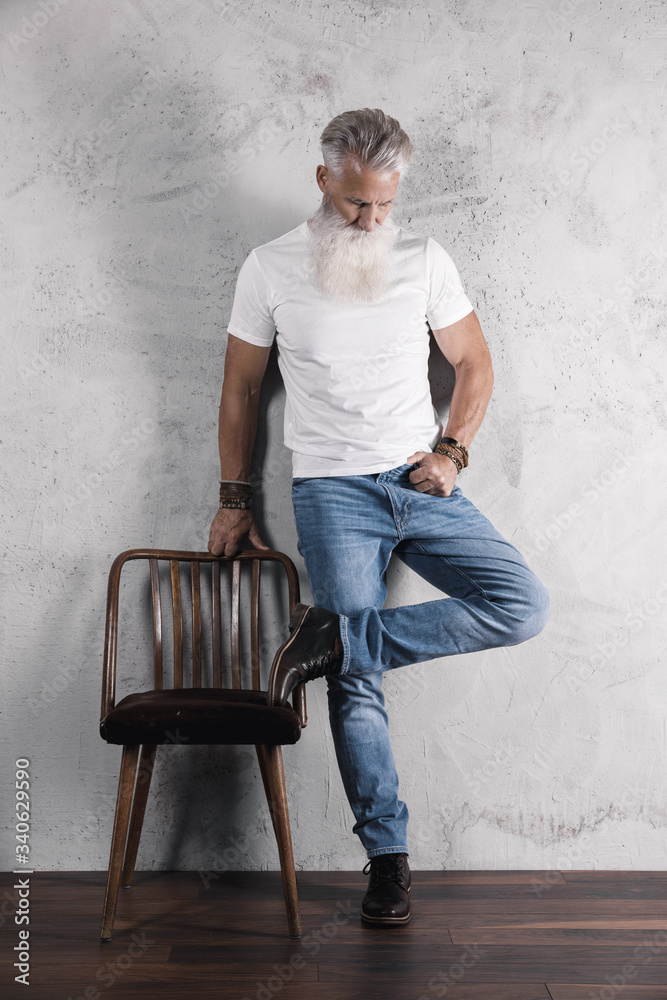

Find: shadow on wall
<box><xmin>68</xmin><ymin>66</ymin><xmax>309</xmax><ymax>861</ymax></box>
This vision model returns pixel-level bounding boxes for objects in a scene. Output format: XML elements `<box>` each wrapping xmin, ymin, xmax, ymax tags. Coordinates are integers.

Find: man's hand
<box><xmin>208</xmin><ymin>507</ymin><xmax>270</xmax><ymax>558</ymax></box>
<box><xmin>406</xmin><ymin>451</ymin><xmax>458</xmax><ymax>497</ymax></box>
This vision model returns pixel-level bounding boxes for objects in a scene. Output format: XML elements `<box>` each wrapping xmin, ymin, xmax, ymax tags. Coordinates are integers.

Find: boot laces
<box><xmin>363</xmin><ymin>854</ymin><xmax>406</xmax><ymax>889</ymax></box>
<box><xmin>309</xmin><ymin>649</ymin><xmax>337</xmax><ymax>675</ymax></box>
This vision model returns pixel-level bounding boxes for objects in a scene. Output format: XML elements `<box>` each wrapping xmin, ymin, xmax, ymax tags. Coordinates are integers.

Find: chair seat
<box><xmin>100</xmin><ymin>687</ymin><xmax>302</xmax><ymax>746</ymax></box>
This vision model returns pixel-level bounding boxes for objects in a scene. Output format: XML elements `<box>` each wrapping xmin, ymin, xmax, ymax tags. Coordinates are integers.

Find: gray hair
<box><xmin>319</xmin><ymin>108</ymin><xmax>413</xmax><ymax>178</ymax></box>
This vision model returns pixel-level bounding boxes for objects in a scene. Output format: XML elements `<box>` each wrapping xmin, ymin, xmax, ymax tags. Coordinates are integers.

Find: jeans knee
<box><xmin>327</xmin><ymin>670</ymin><xmax>383</xmax><ymax>698</ymax></box>
<box><xmin>519</xmin><ymin>577</ymin><xmax>550</xmax><ymax>641</ymax></box>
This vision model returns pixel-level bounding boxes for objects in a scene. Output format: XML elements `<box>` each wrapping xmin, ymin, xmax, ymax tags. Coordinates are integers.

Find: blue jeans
<box><xmin>291</xmin><ymin>462</ymin><xmax>550</xmax><ymax>859</ymax></box>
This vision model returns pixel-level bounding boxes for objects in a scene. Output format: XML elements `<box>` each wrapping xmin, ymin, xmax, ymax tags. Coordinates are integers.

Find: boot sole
<box><xmin>360</xmin><ymin>910</ymin><xmax>411</xmax><ymax>925</ymax></box>
<box><xmin>267</xmin><ymin>603</ymin><xmax>311</xmax><ymax>705</ymax></box>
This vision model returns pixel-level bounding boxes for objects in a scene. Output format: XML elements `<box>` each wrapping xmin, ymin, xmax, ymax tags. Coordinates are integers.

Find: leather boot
<box><xmin>267</xmin><ymin>603</ymin><xmax>343</xmax><ymax>707</ymax></box>
<box><xmin>361</xmin><ymin>852</ymin><xmax>411</xmax><ymax>925</ymax></box>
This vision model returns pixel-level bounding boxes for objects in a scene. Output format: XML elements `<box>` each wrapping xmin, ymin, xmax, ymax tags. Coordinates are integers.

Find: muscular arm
<box><xmin>407</xmin><ymin>309</ymin><xmax>494</xmax><ymax>495</ymax></box>
<box><xmin>208</xmin><ymin>334</ymin><xmax>272</xmax><ymax>556</ymax></box>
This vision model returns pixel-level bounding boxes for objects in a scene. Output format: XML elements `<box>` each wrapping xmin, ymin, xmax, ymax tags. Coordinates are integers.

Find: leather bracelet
<box><xmin>219</xmin><ymin>481</ymin><xmax>253</xmax><ymax>495</ymax></box>
<box><xmin>439</xmin><ymin>436</ymin><xmax>469</xmax><ymax>457</ymax></box>
<box><xmin>219</xmin><ymin>477</ymin><xmax>253</xmax><ymax>510</ymax></box>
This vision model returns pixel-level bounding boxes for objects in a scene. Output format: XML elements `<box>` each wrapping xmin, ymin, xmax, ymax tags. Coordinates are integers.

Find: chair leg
<box><xmin>100</xmin><ymin>744</ymin><xmax>140</xmax><ymax>941</ymax></box>
<box><xmin>121</xmin><ymin>744</ymin><xmax>158</xmax><ymax>887</ymax></box>
<box><xmin>255</xmin><ymin>743</ymin><xmax>301</xmax><ymax>938</ymax></box>
<box><xmin>255</xmin><ymin>743</ymin><xmax>276</xmax><ymax>831</ymax></box>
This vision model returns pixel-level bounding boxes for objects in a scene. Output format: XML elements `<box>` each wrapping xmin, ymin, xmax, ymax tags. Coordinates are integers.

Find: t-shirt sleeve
<box><xmin>226</xmin><ymin>250</ymin><xmax>276</xmax><ymax>347</ymax></box>
<box><xmin>425</xmin><ymin>237</ymin><xmax>475</xmax><ymax>330</ymax></box>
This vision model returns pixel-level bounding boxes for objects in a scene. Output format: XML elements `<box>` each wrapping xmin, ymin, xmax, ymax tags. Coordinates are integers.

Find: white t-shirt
<box><xmin>226</xmin><ymin>220</ymin><xmax>474</xmax><ymax>477</ymax></box>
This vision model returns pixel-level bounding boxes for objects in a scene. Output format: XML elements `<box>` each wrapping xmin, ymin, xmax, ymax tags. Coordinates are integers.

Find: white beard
<box><xmin>307</xmin><ymin>196</ymin><xmax>396</xmax><ymax>305</ymax></box>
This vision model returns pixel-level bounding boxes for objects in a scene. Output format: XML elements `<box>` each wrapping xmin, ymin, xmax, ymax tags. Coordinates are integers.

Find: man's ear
<box><xmin>315</xmin><ymin>164</ymin><xmax>329</xmax><ymax>194</ymax></box>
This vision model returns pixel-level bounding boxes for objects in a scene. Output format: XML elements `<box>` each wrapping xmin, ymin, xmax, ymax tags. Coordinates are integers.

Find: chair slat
<box><xmin>170</xmin><ymin>560</ymin><xmax>183</xmax><ymax>689</ymax></box>
<box><xmin>251</xmin><ymin>559</ymin><xmax>261</xmax><ymax>690</ymax></box>
<box><xmin>231</xmin><ymin>559</ymin><xmax>241</xmax><ymax>688</ymax></box>
<box><xmin>191</xmin><ymin>561</ymin><xmax>201</xmax><ymax>688</ymax></box>
<box><xmin>212</xmin><ymin>561</ymin><xmax>222</xmax><ymax>687</ymax></box>
<box><xmin>149</xmin><ymin>558</ymin><xmax>163</xmax><ymax>690</ymax></box>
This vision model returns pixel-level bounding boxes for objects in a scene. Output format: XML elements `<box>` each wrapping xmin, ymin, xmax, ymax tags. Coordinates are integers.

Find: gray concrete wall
<box><xmin>2</xmin><ymin>0</ymin><xmax>666</xmax><ymax>874</ymax></box>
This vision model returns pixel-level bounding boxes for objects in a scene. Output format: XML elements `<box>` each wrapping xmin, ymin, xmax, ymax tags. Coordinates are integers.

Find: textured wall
<box><xmin>2</xmin><ymin>0</ymin><xmax>666</xmax><ymax>875</ymax></box>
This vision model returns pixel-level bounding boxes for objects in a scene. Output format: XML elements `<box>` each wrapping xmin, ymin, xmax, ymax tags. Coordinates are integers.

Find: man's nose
<box><xmin>357</xmin><ymin>206</ymin><xmax>376</xmax><ymax>232</ymax></box>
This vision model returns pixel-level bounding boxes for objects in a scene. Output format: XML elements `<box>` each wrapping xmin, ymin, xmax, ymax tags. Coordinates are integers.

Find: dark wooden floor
<box><xmin>3</xmin><ymin>870</ymin><xmax>667</xmax><ymax>999</ymax></box>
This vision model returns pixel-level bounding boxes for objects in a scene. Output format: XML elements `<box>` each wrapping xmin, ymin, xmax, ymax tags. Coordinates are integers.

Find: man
<box><xmin>208</xmin><ymin>108</ymin><xmax>550</xmax><ymax>926</ymax></box>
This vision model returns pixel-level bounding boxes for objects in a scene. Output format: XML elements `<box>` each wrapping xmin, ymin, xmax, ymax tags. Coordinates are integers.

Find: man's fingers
<box><xmin>209</xmin><ymin>537</ymin><xmax>232</xmax><ymax>557</ymax></box>
<box><xmin>207</xmin><ymin>513</ymin><xmax>269</xmax><ymax>557</ymax></box>
<box><xmin>208</xmin><ymin>534</ymin><xmax>224</xmax><ymax>556</ymax></box>
<box><xmin>409</xmin><ymin>463</ymin><xmax>433</xmax><ymax>485</ymax></box>
<box><xmin>248</xmin><ymin>524</ymin><xmax>270</xmax><ymax>550</ymax></box>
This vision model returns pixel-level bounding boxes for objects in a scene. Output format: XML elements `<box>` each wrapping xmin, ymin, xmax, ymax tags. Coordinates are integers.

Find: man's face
<box><xmin>307</xmin><ymin>156</ymin><xmax>400</xmax><ymax>304</ymax></box>
<box><xmin>315</xmin><ymin>157</ymin><xmax>400</xmax><ymax>232</ymax></box>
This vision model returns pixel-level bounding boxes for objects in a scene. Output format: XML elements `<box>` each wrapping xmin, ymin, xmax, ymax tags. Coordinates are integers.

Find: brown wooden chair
<box><xmin>99</xmin><ymin>547</ymin><xmax>307</xmax><ymax>941</ymax></box>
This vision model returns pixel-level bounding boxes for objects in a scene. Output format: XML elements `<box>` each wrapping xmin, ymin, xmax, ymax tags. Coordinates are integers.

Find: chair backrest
<box><xmin>101</xmin><ymin>548</ymin><xmax>306</xmax><ymax>725</ymax></box>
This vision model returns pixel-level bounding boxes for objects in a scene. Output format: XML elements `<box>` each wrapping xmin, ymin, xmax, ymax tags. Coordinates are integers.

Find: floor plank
<box><xmin>547</xmin><ymin>988</ymin><xmax>667</xmax><ymax>1000</ymax></box>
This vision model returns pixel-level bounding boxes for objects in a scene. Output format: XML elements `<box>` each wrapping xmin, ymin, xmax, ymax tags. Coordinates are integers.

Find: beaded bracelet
<box><xmin>219</xmin><ymin>497</ymin><xmax>253</xmax><ymax>510</ymax></box>
<box><xmin>435</xmin><ymin>446</ymin><xmax>463</xmax><ymax>473</ymax></box>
